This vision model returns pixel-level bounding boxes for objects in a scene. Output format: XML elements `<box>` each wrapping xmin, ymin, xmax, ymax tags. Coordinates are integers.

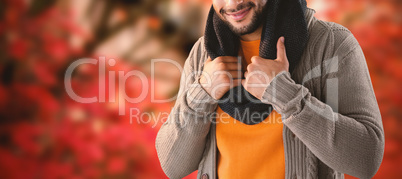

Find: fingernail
<box><xmin>281</xmin><ymin>36</ymin><xmax>285</xmax><ymax>43</ymax></box>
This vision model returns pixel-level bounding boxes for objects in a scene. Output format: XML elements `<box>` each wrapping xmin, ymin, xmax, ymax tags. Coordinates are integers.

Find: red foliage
<box><xmin>310</xmin><ymin>0</ymin><xmax>402</xmax><ymax>178</ymax></box>
<box><xmin>0</xmin><ymin>0</ymin><xmax>401</xmax><ymax>179</ymax></box>
<box><xmin>0</xmin><ymin>0</ymin><xmax>170</xmax><ymax>178</ymax></box>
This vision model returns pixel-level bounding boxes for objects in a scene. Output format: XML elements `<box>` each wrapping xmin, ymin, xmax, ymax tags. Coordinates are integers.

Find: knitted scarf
<box><xmin>204</xmin><ymin>0</ymin><xmax>308</xmax><ymax>125</ymax></box>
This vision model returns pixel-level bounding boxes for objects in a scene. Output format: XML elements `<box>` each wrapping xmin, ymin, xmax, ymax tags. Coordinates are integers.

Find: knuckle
<box><xmin>247</xmin><ymin>64</ymin><xmax>253</xmax><ymax>71</ymax></box>
<box><xmin>251</xmin><ymin>56</ymin><xmax>259</xmax><ymax>63</ymax></box>
<box><xmin>217</xmin><ymin>62</ymin><xmax>226</xmax><ymax>70</ymax></box>
<box><xmin>214</xmin><ymin>57</ymin><xmax>223</xmax><ymax>62</ymax></box>
<box><xmin>221</xmin><ymin>76</ymin><xmax>230</xmax><ymax>83</ymax></box>
<box><xmin>204</xmin><ymin>58</ymin><xmax>211</xmax><ymax>64</ymax></box>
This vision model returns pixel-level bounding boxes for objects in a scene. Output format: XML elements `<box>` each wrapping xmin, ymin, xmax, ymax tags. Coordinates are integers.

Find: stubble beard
<box><xmin>220</xmin><ymin>2</ymin><xmax>266</xmax><ymax>36</ymax></box>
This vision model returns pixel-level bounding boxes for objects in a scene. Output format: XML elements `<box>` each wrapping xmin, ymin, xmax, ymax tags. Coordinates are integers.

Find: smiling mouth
<box><xmin>225</xmin><ymin>7</ymin><xmax>252</xmax><ymax>21</ymax></box>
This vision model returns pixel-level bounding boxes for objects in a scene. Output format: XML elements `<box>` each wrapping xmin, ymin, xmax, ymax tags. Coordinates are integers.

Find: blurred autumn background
<box><xmin>0</xmin><ymin>0</ymin><xmax>401</xmax><ymax>178</ymax></box>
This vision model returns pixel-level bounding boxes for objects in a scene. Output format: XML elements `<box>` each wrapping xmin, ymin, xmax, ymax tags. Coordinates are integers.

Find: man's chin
<box><xmin>229</xmin><ymin>17</ymin><xmax>251</xmax><ymax>25</ymax></box>
<box><xmin>227</xmin><ymin>23</ymin><xmax>256</xmax><ymax>36</ymax></box>
<box><xmin>225</xmin><ymin>18</ymin><xmax>254</xmax><ymax>34</ymax></box>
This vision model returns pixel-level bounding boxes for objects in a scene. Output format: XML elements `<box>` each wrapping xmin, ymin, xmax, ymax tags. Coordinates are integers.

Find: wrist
<box><xmin>198</xmin><ymin>76</ymin><xmax>217</xmax><ymax>100</ymax></box>
<box><xmin>187</xmin><ymin>79</ymin><xmax>218</xmax><ymax>112</ymax></box>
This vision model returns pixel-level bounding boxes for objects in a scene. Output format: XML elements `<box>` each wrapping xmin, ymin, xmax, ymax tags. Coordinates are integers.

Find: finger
<box><xmin>228</xmin><ymin>70</ymin><xmax>244</xmax><ymax>79</ymax></box>
<box><xmin>250</xmin><ymin>56</ymin><xmax>261</xmax><ymax>64</ymax></box>
<box><xmin>244</xmin><ymin>71</ymin><xmax>248</xmax><ymax>78</ymax></box>
<box><xmin>216</xmin><ymin>62</ymin><xmax>241</xmax><ymax>71</ymax></box>
<box><xmin>223</xmin><ymin>79</ymin><xmax>242</xmax><ymax>87</ymax></box>
<box><xmin>218</xmin><ymin>56</ymin><xmax>240</xmax><ymax>63</ymax></box>
<box><xmin>218</xmin><ymin>71</ymin><xmax>243</xmax><ymax>79</ymax></box>
<box><xmin>232</xmin><ymin>79</ymin><xmax>242</xmax><ymax>86</ymax></box>
<box><xmin>276</xmin><ymin>36</ymin><xmax>287</xmax><ymax>61</ymax></box>
<box><xmin>225</xmin><ymin>62</ymin><xmax>242</xmax><ymax>70</ymax></box>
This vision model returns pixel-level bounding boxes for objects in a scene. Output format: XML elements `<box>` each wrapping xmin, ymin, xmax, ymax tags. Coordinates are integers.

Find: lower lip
<box><xmin>227</xmin><ymin>7</ymin><xmax>251</xmax><ymax>21</ymax></box>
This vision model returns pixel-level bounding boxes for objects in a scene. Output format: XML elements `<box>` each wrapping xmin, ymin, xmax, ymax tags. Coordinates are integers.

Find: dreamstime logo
<box><xmin>64</xmin><ymin>56</ymin><xmax>340</xmax><ymax>125</ymax></box>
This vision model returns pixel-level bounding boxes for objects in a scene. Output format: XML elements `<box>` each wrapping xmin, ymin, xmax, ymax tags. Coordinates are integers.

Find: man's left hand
<box><xmin>242</xmin><ymin>36</ymin><xmax>289</xmax><ymax>100</ymax></box>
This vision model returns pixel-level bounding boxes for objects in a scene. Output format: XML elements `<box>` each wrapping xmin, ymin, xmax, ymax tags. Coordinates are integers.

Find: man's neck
<box><xmin>239</xmin><ymin>25</ymin><xmax>263</xmax><ymax>41</ymax></box>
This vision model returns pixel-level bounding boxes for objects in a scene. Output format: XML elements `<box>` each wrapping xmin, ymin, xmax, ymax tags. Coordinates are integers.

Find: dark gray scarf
<box><xmin>204</xmin><ymin>0</ymin><xmax>308</xmax><ymax>125</ymax></box>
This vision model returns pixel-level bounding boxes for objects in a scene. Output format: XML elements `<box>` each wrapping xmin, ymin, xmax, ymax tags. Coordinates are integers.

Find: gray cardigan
<box><xmin>155</xmin><ymin>8</ymin><xmax>384</xmax><ymax>179</ymax></box>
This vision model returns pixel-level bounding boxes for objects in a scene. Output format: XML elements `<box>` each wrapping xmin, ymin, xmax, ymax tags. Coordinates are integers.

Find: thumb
<box><xmin>276</xmin><ymin>36</ymin><xmax>287</xmax><ymax>61</ymax></box>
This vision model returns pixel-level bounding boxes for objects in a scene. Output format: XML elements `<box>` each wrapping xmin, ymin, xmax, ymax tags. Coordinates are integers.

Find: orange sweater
<box><xmin>216</xmin><ymin>39</ymin><xmax>285</xmax><ymax>179</ymax></box>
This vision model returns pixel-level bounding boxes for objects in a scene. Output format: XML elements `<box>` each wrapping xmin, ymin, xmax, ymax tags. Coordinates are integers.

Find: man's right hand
<box><xmin>199</xmin><ymin>56</ymin><xmax>243</xmax><ymax>100</ymax></box>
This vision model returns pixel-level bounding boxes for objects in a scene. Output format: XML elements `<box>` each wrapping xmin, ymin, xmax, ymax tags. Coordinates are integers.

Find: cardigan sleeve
<box><xmin>261</xmin><ymin>30</ymin><xmax>384</xmax><ymax>178</ymax></box>
<box><xmin>155</xmin><ymin>37</ymin><xmax>218</xmax><ymax>179</ymax></box>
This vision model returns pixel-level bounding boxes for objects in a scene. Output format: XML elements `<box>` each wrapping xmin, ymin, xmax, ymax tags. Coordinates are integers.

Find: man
<box><xmin>156</xmin><ymin>0</ymin><xmax>384</xmax><ymax>178</ymax></box>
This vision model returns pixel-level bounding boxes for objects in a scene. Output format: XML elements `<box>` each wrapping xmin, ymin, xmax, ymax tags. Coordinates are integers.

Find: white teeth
<box><xmin>227</xmin><ymin>8</ymin><xmax>250</xmax><ymax>21</ymax></box>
